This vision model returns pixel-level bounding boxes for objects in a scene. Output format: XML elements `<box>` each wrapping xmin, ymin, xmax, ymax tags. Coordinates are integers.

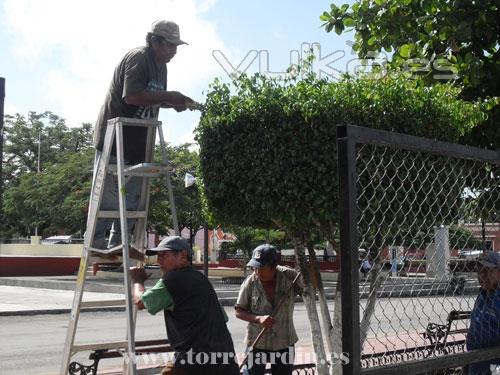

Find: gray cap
<box><xmin>477</xmin><ymin>251</ymin><xmax>500</xmax><ymax>270</ymax></box>
<box><xmin>146</xmin><ymin>236</ymin><xmax>192</xmax><ymax>256</ymax></box>
<box><xmin>247</xmin><ymin>244</ymin><xmax>278</xmax><ymax>268</ymax></box>
<box><xmin>151</xmin><ymin>20</ymin><xmax>187</xmax><ymax>45</ymax></box>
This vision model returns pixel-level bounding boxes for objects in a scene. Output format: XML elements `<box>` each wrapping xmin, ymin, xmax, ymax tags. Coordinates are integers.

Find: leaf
<box><xmin>399</xmin><ymin>44</ymin><xmax>412</xmax><ymax>58</ymax></box>
<box><xmin>367</xmin><ymin>36</ymin><xmax>378</xmax><ymax>46</ymax></box>
<box><xmin>343</xmin><ymin>17</ymin><xmax>355</xmax><ymax>27</ymax></box>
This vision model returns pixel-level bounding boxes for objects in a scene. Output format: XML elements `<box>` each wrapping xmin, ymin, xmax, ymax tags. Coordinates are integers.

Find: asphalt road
<box><xmin>0</xmin><ymin>293</ymin><xmax>478</xmax><ymax>375</ymax></box>
<box><xmin>0</xmin><ymin>304</ymin><xmax>313</xmax><ymax>375</ymax></box>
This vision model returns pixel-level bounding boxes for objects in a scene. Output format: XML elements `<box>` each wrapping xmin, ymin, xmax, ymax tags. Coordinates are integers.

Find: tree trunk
<box><xmin>322</xmin><ymin>233</ymin><xmax>342</xmax><ymax>375</ymax></box>
<box><xmin>359</xmin><ymin>256</ymin><xmax>386</xmax><ymax>346</ymax></box>
<box><xmin>293</xmin><ymin>236</ymin><xmax>329</xmax><ymax>375</ymax></box>
<box><xmin>306</xmin><ymin>238</ymin><xmax>335</xmax><ymax>375</ymax></box>
<box><xmin>331</xmin><ymin>277</ymin><xmax>343</xmax><ymax>375</ymax></box>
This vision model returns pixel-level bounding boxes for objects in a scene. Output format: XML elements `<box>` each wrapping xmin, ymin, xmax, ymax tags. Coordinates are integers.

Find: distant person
<box><xmin>131</xmin><ymin>236</ymin><xmax>239</xmax><ymax>375</ymax></box>
<box><xmin>92</xmin><ymin>20</ymin><xmax>195</xmax><ymax>251</ymax></box>
<box><xmin>235</xmin><ymin>244</ymin><xmax>303</xmax><ymax>375</ymax></box>
<box><xmin>360</xmin><ymin>257</ymin><xmax>372</xmax><ymax>281</ymax></box>
<box><xmin>466</xmin><ymin>251</ymin><xmax>500</xmax><ymax>374</ymax></box>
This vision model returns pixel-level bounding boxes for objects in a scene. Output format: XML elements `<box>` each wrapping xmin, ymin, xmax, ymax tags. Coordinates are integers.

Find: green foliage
<box><xmin>3</xmin><ymin>111</ymin><xmax>93</xmax><ymax>188</ymax></box>
<box><xmin>2</xmin><ymin>112</ymin><xmax>94</xmax><ymax>237</ymax></box>
<box><xmin>3</xmin><ymin>149</ymin><xmax>94</xmax><ymax>237</ymax></box>
<box><xmin>321</xmin><ymin>0</ymin><xmax>500</xmax><ymax>149</ymax></box>
<box><xmin>148</xmin><ymin>143</ymin><xmax>203</xmax><ymax>235</ymax></box>
<box><xmin>196</xmin><ymin>73</ymin><xmax>486</xmax><ymax>236</ymax></box>
<box><xmin>222</xmin><ymin>226</ymin><xmax>291</xmax><ymax>258</ymax></box>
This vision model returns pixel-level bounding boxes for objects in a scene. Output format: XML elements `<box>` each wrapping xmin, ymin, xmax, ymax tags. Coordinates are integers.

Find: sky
<box><xmin>0</xmin><ymin>0</ymin><xmax>355</xmax><ymax>146</ymax></box>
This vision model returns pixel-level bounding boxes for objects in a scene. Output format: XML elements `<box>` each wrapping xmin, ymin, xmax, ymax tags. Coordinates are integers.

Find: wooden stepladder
<box><xmin>60</xmin><ymin>117</ymin><xmax>180</xmax><ymax>375</ymax></box>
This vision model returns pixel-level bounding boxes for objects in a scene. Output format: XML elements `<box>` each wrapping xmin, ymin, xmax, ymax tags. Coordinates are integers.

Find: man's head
<box><xmin>476</xmin><ymin>251</ymin><xmax>500</xmax><ymax>292</ymax></box>
<box><xmin>147</xmin><ymin>20</ymin><xmax>187</xmax><ymax>64</ymax></box>
<box><xmin>247</xmin><ymin>244</ymin><xmax>278</xmax><ymax>282</ymax></box>
<box><xmin>146</xmin><ymin>236</ymin><xmax>192</xmax><ymax>272</ymax></box>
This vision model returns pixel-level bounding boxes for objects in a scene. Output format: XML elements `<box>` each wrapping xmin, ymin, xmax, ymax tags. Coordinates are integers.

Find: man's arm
<box><xmin>130</xmin><ymin>267</ymin><xmax>149</xmax><ymax>310</ymax></box>
<box><xmin>234</xmin><ymin>306</ymin><xmax>275</xmax><ymax>328</ymax></box>
<box><xmin>124</xmin><ymin>90</ymin><xmax>195</xmax><ymax>111</ymax></box>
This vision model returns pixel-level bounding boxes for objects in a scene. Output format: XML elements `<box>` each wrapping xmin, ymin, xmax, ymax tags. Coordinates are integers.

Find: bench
<box><xmin>362</xmin><ymin>310</ymin><xmax>471</xmax><ymax>369</ymax></box>
<box><xmin>69</xmin><ymin>340</ymin><xmax>316</xmax><ymax>375</ymax></box>
<box><xmin>421</xmin><ymin>310</ymin><xmax>471</xmax><ymax>349</ymax></box>
<box><xmin>68</xmin><ymin>339</ymin><xmax>173</xmax><ymax>375</ymax></box>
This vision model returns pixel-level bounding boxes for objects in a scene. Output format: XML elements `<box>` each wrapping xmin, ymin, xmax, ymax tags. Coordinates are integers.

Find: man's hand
<box><xmin>255</xmin><ymin>315</ymin><xmax>275</xmax><ymax>328</ymax></box>
<box><xmin>161</xmin><ymin>91</ymin><xmax>196</xmax><ymax>112</ymax></box>
<box><xmin>130</xmin><ymin>266</ymin><xmax>151</xmax><ymax>284</ymax></box>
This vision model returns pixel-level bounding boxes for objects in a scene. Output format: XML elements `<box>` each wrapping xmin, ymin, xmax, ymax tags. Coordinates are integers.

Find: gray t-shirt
<box><xmin>94</xmin><ymin>46</ymin><xmax>167</xmax><ymax>163</ymax></box>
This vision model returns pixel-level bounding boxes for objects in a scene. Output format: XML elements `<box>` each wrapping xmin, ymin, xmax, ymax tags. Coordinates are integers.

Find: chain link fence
<box><xmin>338</xmin><ymin>125</ymin><xmax>500</xmax><ymax>375</ymax></box>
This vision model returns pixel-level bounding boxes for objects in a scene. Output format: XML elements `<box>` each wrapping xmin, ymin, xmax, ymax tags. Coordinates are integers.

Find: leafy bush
<box><xmin>196</xmin><ymin>74</ymin><xmax>486</xmax><ymax>237</ymax></box>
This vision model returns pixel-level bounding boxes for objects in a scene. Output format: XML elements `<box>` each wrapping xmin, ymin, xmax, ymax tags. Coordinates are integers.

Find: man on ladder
<box><xmin>92</xmin><ymin>19</ymin><xmax>194</xmax><ymax>252</ymax></box>
<box><xmin>61</xmin><ymin>20</ymin><xmax>197</xmax><ymax>375</ymax></box>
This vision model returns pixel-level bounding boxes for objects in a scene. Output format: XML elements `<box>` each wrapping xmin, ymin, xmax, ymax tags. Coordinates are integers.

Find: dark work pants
<box><xmin>246</xmin><ymin>346</ymin><xmax>295</xmax><ymax>375</ymax></box>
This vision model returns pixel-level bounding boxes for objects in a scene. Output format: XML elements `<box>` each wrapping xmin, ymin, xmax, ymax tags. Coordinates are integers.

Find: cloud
<box><xmin>4</xmin><ymin>101</ymin><xmax>20</xmax><ymax>117</ymax></box>
<box><xmin>2</xmin><ymin>0</ymin><xmax>224</xmax><ymax>143</ymax></box>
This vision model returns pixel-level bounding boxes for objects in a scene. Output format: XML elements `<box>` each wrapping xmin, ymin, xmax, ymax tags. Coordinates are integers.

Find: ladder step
<box><xmin>107</xmin><ymin>163</ymin><xmax>171</xmax><ymax>177</ymax></box>
<box><xmin>72</xmin><ymin>341</ymin><xmax>128</xmax><ymax>353</ymax></box>
<box><xmin>97</xmin><ymin>210</ymin><xmax>147</xmax><ymax>219</ymax></box>
<box><xmin>89</xmin><ymin>244</ymin><xmax>146</xmax><ymax>262</ymax></box>
<box><xmin>81</xmin><ymin>299</ymin><xmax>126</xmax><ymax>308</ymax></box>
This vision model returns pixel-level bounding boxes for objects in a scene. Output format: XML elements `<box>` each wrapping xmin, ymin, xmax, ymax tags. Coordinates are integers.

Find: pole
<box><xmin>37</xmin><ymin>130</ymin><xmax>41</xmax><ymax>173</ymax></box>
<box><xmin>203</xmin><ymin>225</ymin><xmax>209</xmax><ymax>276</ymax></box>
<box><xmin>35</xmin><ymin>130</ymin><xmax>41</xmax><ymax>236</ymax></box>
<box><xmin>0</xmin><ymin>77</ymin><xmax>4</xmax><ymax>223</ymax></box>
<box><xmin>481</xmin><ymin>219</ymin><xmax>486</xmax><ymax>252</ymax></box>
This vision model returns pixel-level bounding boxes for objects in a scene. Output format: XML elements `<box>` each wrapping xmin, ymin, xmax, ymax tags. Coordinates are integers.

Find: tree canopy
<box><xmin>320</xmin><ymin>0</ymin><xmax>500</xmax><ymax>148</ymax></box>
<box><xmin>1</xmin><ymin>112</ymin><xmax>204</xmax><ymax>239</ymax></box>
<box><xmin>196</xmin><ymin>73</ymin><xmax>486</xmax><ymax>242</ymax></box>
<box><xmin>3</xmin><ymin>111</ymin><xmax>93</xmax><ymax>188</ymax></box>
<box><xmin>148</xmin><ymin>143</ymin><xmax>204</xmax><ymax>236</ymax></box>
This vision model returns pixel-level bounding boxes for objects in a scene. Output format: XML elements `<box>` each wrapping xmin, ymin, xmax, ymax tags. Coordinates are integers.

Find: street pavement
<box><xmin>0</xmin><ymin>273</ymin><xmax>479</xmax><ymax>374</ymax></box>
<box><xmin>0</xmin><ymin>272</ymin><xmax>479</xmax><ymax>316</ymax></box>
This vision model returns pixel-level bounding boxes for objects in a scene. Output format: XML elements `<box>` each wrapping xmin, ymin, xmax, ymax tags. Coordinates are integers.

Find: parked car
<box><xmin>41</xmin><ymin>235</ymin><xmax>72</xmax><ymax>245</ymax></box>
<box><xmin>458</xmin><ymin>249</ymin><xmax>483</xmax><ymax>260</ymax></box>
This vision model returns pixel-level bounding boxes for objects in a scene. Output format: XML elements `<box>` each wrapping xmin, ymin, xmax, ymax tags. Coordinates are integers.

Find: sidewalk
<box><xmin>0</xmin><ymin>274</ymin><xmax>245</xmax><ymax>315</ymax></box>
<box><xmin>0</xmin><ymin>285</ymin><xmax>124</xmax><ymax>316</ymax></box>
<box><xmin>0</xmin><ymin>273</ymin><xmax>479</xmax><ymax>316</ymax></box>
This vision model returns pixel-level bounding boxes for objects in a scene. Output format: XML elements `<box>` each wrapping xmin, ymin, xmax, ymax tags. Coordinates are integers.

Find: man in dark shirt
<box><xmin>92</xmin><ymin>20</ymin><xmax>194</xmax><ymax>250</ymax></box>
<box><xmin>131</xmin><ymin>236</ymin><xmax>240</xmax><ymax>375</ymax></box>
<box><xmin>466</xmin><ymin>251</ymin><xmax>500</xmax><ymax>374</ymax></box>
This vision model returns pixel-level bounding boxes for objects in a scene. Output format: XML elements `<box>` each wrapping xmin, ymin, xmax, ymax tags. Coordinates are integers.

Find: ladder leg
<box><xmin>157</xmin><ymin>125</ymin><xmax>180</xmax><ymax>235</ymax></box>
<box><xmin>60</xmin><ymin>124</ymin><xmax>116</xmax><ymax>374</ymax></box>
<box><xmin>115</xmin><ymin>123</ymin><xmax>137</xmax><ymax>375</ymax></box>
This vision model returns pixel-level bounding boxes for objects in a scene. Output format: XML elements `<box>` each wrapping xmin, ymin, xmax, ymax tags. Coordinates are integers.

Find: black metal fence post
<box><xmin>337</xmin><ymin>125</ymin><xmax>361</xmax><ymax>375</ymax></box>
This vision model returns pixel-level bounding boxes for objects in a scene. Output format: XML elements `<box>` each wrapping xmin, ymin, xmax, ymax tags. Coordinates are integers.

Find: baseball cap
<box><xmin>151</xmin><ymin>20</ymin><xmax>187</xmax><ymax>45</ymax></box>
<box><xmin>477</xmin><ymin>251</ymin><xmax>500</xmax><ymax>270</ymax></box>
<box><xmin>146</xmin><ymin>236</ymin><xmax>192</xmax><ymax>256</ymax></box>
<box><xmin>247</xmin><ymin>244</ymin><xmax>278</xmax><ymax>268</ymax></box>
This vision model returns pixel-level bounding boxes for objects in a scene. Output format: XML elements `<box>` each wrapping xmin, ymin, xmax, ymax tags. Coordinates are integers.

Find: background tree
<box><xmin>3</xmin><ymin>111</ymin><xmax>92</xmax><ymax>189</ymax></box>
<box><xmin>0</xmin><ymin>112</ymin><xmax>93</xmax><ymax>237</ymax></box>
<box><xmin>148</xmin><ymin>143</ymin><xmax>204</xmax><ymax>241</ymax></box>
<box><xmin>320</xmin><ymin>0</ymin><xmax>500</xmax><ymax>149</ymax></box>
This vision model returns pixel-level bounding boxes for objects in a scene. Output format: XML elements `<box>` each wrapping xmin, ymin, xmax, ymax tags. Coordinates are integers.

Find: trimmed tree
<box><xmin>196</xmin><ymin>73</ymin><xmax>485</xmax><ymax>373</ymax></box>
